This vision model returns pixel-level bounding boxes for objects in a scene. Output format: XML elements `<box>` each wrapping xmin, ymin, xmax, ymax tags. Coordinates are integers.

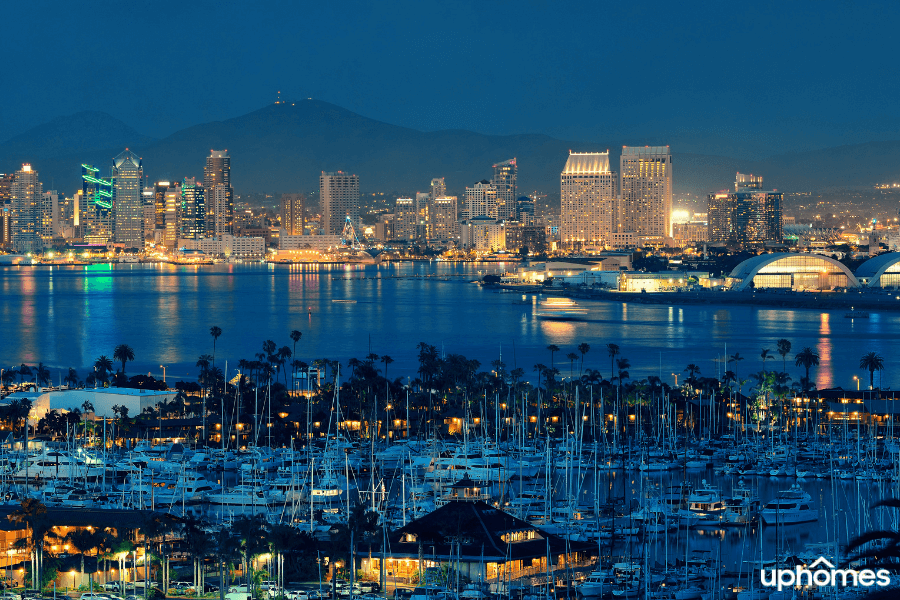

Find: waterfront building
<box><xmin>707</xmin><ymin>173</ymin><xmax>783</xmax><ymax>247</ymax></box>
<box><xmin>560</xmin><ymin>151</ymin><xmax>618</xmax><ymax>249</ymax></box>
<box><xmin>10</xmin><ymin>164</ymin><xmax>42</xmax><ymax>253</ymax></box>
<box><xmin>430</xmin><ymin>177</ymin><xmax>446</xmax><ymax>200</ymax></box>
<box><xmin>394</xmin><ymin>198</ymin><xmax>416</xmax><ymax>240</ymax></box>
<box><xmin>204</xmin><ymin>150</ymin><xmax>233</xmax><ymax>233</ymax></box>
<box><xmin>493</xmin><ymin>158</ymin><xmax>517</xmax><ymax>221</ymax></box>
<box><xmin>855</xmin><ymin>252</ymin><xmax>900</xmax><ymax>287</ymax></box>
<box><xmin>416</xmin><ymin>191</ymin><xmax>430</xmax><ymax>239</ymax></box>
<box><xmin>727</xmin><ymin>253</ymin><xmax>858</xmax><ymax>291</ymax></box>
<box><xmin>111</xmin><ymin>150</ymin><xmax>144</xmax><ymax>249</ymax></box>
<box><xmin>178</xmin><ymin>233</ymin><xmax>265</xmax><ymax>259</ymax></box>
<box><xmin>162</xmin><ymin>184</ymin><xmax>181</xmax><ymax>250</ymax></box>
<box><xmin>463</xmin><ymin>180</ymin><xmax>497</xmax><ymax>220</ymax></box>
<box><xmin>320</xmin><ymin>171</ymin><xmax>359</xmax><ymax>235</ymax></box>
<box><xmin>516</xmin><ymin>195</ymin><xmax>535</xmax><ymax>225</ymax></box>
<box><xmin>0</xmin><ymin>173</ymin><xmax>13</xmax><ymax>247</ymax></box>
<box><xmin>619</xmin><ymin>146</ymin><xmax>672</xmax><ymax>243</ymax></box>
<box><xmin>179</xmin><ymin>177</ymin><xmax>206</xmax><ymax>240</ymax></box>
<box><xmin>460</xmin><ymin>216</ymin><xmax>505</xmax><ymax>251</ymax></box>
<box><xmin>38</xmin><ymin>190</ymin><xmax>61</xmax><ymax>245</ymax></box>
<box><xmin>278</xmin><ymin>232</ymin><xmax>343</xmax><ymax>251</ymax></box>
<box><xmin>153</xmin><ymin>181</ymin><xmax>170</xmax><ymax>231</ymax></box>
<box><xmin>505</xmin><ymin>222</ymin><xmax>547</xmax><ymax>253</ymax></box>
<box><xmin>80</xmin><ymin>165</ymin><xmax>114</xmax><ymax>244</ymax></box>
<box><xmin>1</xmin><ymin>387</ymin><xmax>175</xmax><ymax>421</ymax></box>
<box><xmin>430</xmin><ymin>196</ymin><xmax>458</xmax><ymax>241</ymax></box>
<box><xmin>280</xmin><ymin>193</ymin><xmax>305</xmax><ymax>235</ymax></box>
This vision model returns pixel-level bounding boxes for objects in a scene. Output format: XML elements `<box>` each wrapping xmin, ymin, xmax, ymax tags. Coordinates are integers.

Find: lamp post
<box><xmin>672</xmin><ymin>373</ymin><xmax>679</xmax><ymax>386</ymax></box>
<box><xmin>853</xmin><ymin>376</ymin><xmax>859</xmax><ymax>391</ymax></box>
<box><xmin>160</xmin><ymin>365</ymin><xmax>166</xmax><ymax>384</ymax></box>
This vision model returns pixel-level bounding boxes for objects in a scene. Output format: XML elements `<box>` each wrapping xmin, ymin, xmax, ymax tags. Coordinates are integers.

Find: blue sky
<box><xmin>2</xmin><ymin>0</ymin><xmax>898</xmax><ymax>158</ymax></box>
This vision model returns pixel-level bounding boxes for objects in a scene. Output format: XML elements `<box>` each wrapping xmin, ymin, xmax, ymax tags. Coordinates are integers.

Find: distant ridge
<box><xmin>2</xmin><ymin>101</ymin><xmax>900</xmax><ymax>195</ymax></box>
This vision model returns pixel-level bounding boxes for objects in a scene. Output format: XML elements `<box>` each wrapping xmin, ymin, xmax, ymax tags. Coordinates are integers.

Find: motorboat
<box><xmin>535</xmin><ymin>297</ymin><xmax>588</xmax><ymax>320</ymax></box>
<box><xmin>760</xmin><ymin>484</ymin><xmax>818</xmax><ymax>525</ymax></box>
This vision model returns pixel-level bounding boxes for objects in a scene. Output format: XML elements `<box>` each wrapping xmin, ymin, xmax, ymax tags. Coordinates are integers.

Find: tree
<box><xmin>566</xmin><ymin>353</ymin><xmax>579</xmax><ymax>380</ymax></box>
<box><xmin>289</xmin><ymin>330</ymin><xmax>302</xmax><ymax>390</ymax></box>
<box><xmin>546</xmin><ymin>345</ymin><xmax>560</xmax><ymax>370</ymax></box>
<box><xmin>759</xmin><ymin>348</ymin><xmax>774</xmax><ymax>374</ymax></box>
<box><xmin>19</xmin><ymin>364</ymin><xmax>33</xmax><ymax>385</ymax></box>
<box><xmin>34</xmin><ymin>363</ymin><xmax>50</xmax><ymax>387</ymax></box>
<box><xmin>607</xmin><ymin>343</ymin><xmax>620</xmax><ymax>381</ymax></box>
<box><xmin>845</xmin><ymin>498</ymin><xmax>900</xmax><ymax>599</ymax></box>
<box><xmin>210</xmin><ymin>326</ymin><xmax>223</xmax><ymax>367</ymax></box>
<box><xmin>64</xmin><ymin>368</ymin><xmax>79</xmax><ymax>388</ymax></box>
<box><xmin>232</xmin><ymin>516</ymin><xmax>268</xmax><ymax>595</ymax></box>
<box><xmin>860</xmin><ymin>351</ymin><xmax>885</xmax><ymax>390</ymax></box>
<box><xmin>9</xmin><ymin>499</ymin><xmax>55</xmax><ymax>590</ymax></box>
<box><xmin>684</xmin><ymin>363</ymin><xmax>701</xmax><ymax>388</ymax></box>
<box><xmin>380</xmin><ymin>355</ymin><xmax>394</xmax><ymax>382</ymax></box>
<box><xmin>65</xmin><ymin>529</ymin><xmax>102</xmax><ymax>585</ymax></box>
<box><xmin>776</xmin><ymin>339</ymin><xmax>792</xmax><ymax>373</ymax></box>
<box><xmin>113</xmin><ymin>344</ymin><xmax>135</xmax><ymax>376</ymax></box>
<box><xmin>794</xmin><ymin>347</ymin><xmax>819</xmax><ymax>392</ymax></box>
<box><xmin>577</xmin><ymin>343</ymin><xmax>590</xmax><ymax>375</ymax></box>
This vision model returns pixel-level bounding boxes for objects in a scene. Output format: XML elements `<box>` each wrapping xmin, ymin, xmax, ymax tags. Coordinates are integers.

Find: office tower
<box><xmin>153</xmin><ymin>182</ymin><xmax>171</xmax><ymax>231</ymax></box>
<box><xmin>320</xmin><ymin>171</ymin><xmax>359</xmax><ymax>235</ymax></box>
<box><xmin>0</xmin><ymin>174</ymin><xmax>12</xmax><ymax>247</ymax></box>
<box><xmin>81</xmin><ymin>164</ymin><xmax>114</xmax><ymax>243</ymax></box>
<box><xmin>431</xmin><ymin>178</ymin><xmax>446</xmax><ymax>201</ymax></box>
<box><xmin>163</xmin><ymin>184</ymin><xmax>181</xmax><ymax>249</ymax></box>
<box><xmin>416</xmin><ymin>191</ymin><xmax>430</xmax><ymax>239</ymax></box>
<box><xmin>707</xmin><ymin>173</ymin><xmax>783</xmax><ymax>247</ymax></box>
<box><xmin>180</xmin><ymin>177</ymin><xmax>206</xmax><ymax>240</ymax></box>
<box><xmin>111</xmin><ymin>150</ymin><xmax>144</xmax><ymax>249</ymax></box>
<box><xmin>735</xmin><ymin>172</ymin><xmax>764</xmax><ymax>192</ymax></box>
<box><xmin>492</xmin><ymin>158</ymin><xmax>517</xmax><ymax>221</ymax></box>
<box><xmin>560</xmin><ymin>152</ymin><xmax>619</xmax><ymax>248</ymax></box>
<box><xmin>38</xmin><ymin>190</ymin><xmax>60</xmax><ymax>244</ymax></box>
<box><xmin>463</xmin><ymin>180</ymin><xmax>497</xmax><ymax>220</ymax></box>
<box><xmin>204</xmin><ymin>150</ymin><xmax>233</xmax><ymax>234</ymax></box>
<box><xmin>430</xmin><ymin>196</ymin><xmax>458</xmax><ymax>241</ymax></box>
<box><xmin>394</xmin><ymin>198</ymin><xmax>416</xmax><ymax>240</ymax></box>
<box><xmin>10</xmin><ymin>164</ymin><xmax>42</xmax><ymax>253</ymax></box>
<box><xmin>57</xmin><ymin>194</ymin><xmax>75</xmax><ymax>230</ymax></box>
<box><xmin>619</xmin><ymin>146</ymin><xmax>673</xmax><ymax>241</ymax></box>
<box><xmin>516</xmin><ymin>196</ymin><xmax>535</xmax><ymax>225</ymax></box>
<box><xmin>280</xmin><ymin>193</ymin><xmax>306</xmax><ymax>235</ymax></box>
<box><xmin>142</xmin><ymin>187</ymin><xmax>156</xmax><ymax>241</ymax></box>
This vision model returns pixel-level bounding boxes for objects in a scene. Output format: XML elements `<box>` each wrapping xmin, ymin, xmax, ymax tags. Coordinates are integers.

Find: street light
<box><xmin>160</xmin><ymin>365</ymin><xmax>166</xmax><ymax>384</ymax></box>
<box><xmin>853</xmin><ymin>376</ymin><xmax>859</xmax><ymax>391</ymax></box>
<box><xmin>672</xmin><ymin>373</ymin><xmax>679</xmax><ymax>386</ymax></box>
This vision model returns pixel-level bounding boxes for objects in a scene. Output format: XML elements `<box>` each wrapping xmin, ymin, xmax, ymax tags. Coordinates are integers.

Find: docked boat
<box><xmin>760</xmin><ymin>484</ymin><xmax>819</xmax><ymax>525</ymax></box>
<box><xmin>535</xmin><ymin>297</ymin><xmax>588</xmax><ymax>320</ymax></box>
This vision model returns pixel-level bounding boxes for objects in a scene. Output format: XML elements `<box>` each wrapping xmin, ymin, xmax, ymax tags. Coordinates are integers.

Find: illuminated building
<box><xmin>153</xmin><ymin>182</ymin><xmax>170</xmax><ymax>231</ymax></box>
<box><xmin>111</xmin><ymin>150</ymin><xmax>144</xmax><ymax>249</ymax></box>
<box><xmin>516</xmin><ymin>196</ymin><xmax>535</xmax><ymax>225</ymax></box>
<box><xmin>619</xmin><ymin>146</ymin><xmax>672</xmax><ymax>242</ymax></box>
<box><xmin>505</xmin><ymin>222</ymin><xmax>546</xmax><ymax>253</ymax></box>
<box><xmin>493</xmin><ymin>158</ymin><xmax>517</xmax><ymax>221</ymax></box>
<box><xmin>463</xmin><ymin>180</ymin><xmax>497</xmax><ymax>220</ymax></box>
<box><xmin>81</xmin><ymin>164</ymin><xmax>113</xmax><ymax>243</ymax></box>
<box><xmin>707</xmin><ymin>173</ymin><xmax>783</xmax><ymax>247</ymax></box>
<box><xmin>179</xmin><ymin>177</ymin><xmax>205</xmax><ymax>240</ymax></box>
<box><xmin>855</xmin><ymin>253</ymin><xmax>900</xmax><ymax>288</ymax></box>
<box><xmin>430</xmin><ymin>177</ymin><xmax>446</xmax><ymax>200</ymax></box>
<box><xmin>38</xmin><ymin>190</ymin><xmax>61</xmax><ymax>244</ymax></box>
<box><xmin>727</xmin><ymin>253</ymin><xmax>857</xmax><ymax>291</ymax></box>
<box><xmin>430</xmin><ymin>196</ymin><xmax>458</xmax><ymax>241</ymax></box>
<box><xmin>416</xmin><ymin>191</ymin><xmax>430</xmax><ymax>239</ymax></box>
<box><xmin>280</xmin><ymin>193</ymin><xmax>305</xmax><ymax>235</ymax></box>
<box><xmin>204</xmin><ymin>150</ymin><xmax>233</xmax><ymax>233</ymax></box>
<box><xmin>162</xmin><ymin>184</ymin><xmax>181</xmax><ymax>250</ymax></box>
<box><xmin>560</xmin><ymin>151</ymin><xmax>618</xmax><ymax>249</ymax></box>
<box><xmin>394</xmin><ymin>198</ymin><xmax>416</xmax><ymax>240</ymax></box>
<box><xmin>0</xmin><ymin>173</ymin><xmax>13</xmax><ymax>247</ymax></box>
<box><xmin>320</xmin><ymin>171</ymin><xmax>359</xmax><ymax>235</ymax></box>
<box><xmin>11</xmin><ymin>164</ymin><xmax>42</xmax><ymax>253</ymax></box>
<box><xmin>460</xmin><ymin>216</ymin><xmax>505</xmax><ymax>251</ymax></box>
<box><xmin>142</xmin><ymin>189</ymin><xmax>155</xmax><ymax>242</ymax></box>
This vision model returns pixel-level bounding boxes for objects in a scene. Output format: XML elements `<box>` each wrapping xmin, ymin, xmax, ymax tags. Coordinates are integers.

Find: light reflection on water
<box><xmin>0</xmin><ymin>263</ymin><xmax>896</xmax><ymax>390</ymax></box>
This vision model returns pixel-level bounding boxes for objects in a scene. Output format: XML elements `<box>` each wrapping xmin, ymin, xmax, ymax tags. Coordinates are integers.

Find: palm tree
<box><xmin>9</xmin><ymin>499</ymin><xmax>54</xmax><ymax>590</ymax></box>
<box><xmin>210</xmin><ymin>326</ymin><xmax>222</xmax><ymax>367</ymax></box>
<box><xmin>776</xmin><ymin>339</ymin><xmax>792</xmax><ymax>373</ymax></box>
<box><xmin>66</xmin><ymin>529</ymin><xmax>100</xmax><ymax>586</ymax></box>
<box><xmin>844</xmin><ymin>498</ymin><xmax>900</xmax><ymax>599</ymax></box>
<box><xmin>566</xmin><ymin>352</ymin><xmax>579</xmax><ymax>380</ymax></box>
<box><xmin>94</xmin><ymin>355</ymin><xmax>113</xmax><ymax>385</ymax></box>
<box><xmin>607</xmin><ymin>343</ymin><xmax>620</xmax><ymax>381</ymax></box>
<box><xmin>381</xmin><ymin>355</ymin><xmax>394</xmax><ymax>382</ymax></box>
<box><xmin>794</xmin><ymin>347</ymin><xmax>820</xmax><ymax>392</ymax></box>
<box><xmin>860</xmin><ymin>351</ymin><xmax>885</xmax><ymax>390</ymax></box>
<box><xmin>113</xmin><ymin>344</ymin><xmax>135</xmax><ymax>376</ymax></box>
<box><xmin>577</xmin><ymin>343</ymin><xmax>590</xmax><ymax>375</ymax></box>
<box><xmin>64</xmin><ymin>368</ymin><xmax>79</xmax><ymax>388</ymax></box>
<box><xmin>34</xmin><ymin>363</ymin><xmax>50</xmax><ymax>387</ymax></box>
<box><xmin>684</xmin><ymin>363</ymin><xmax>701</xmax><ymax>388</ymax></box>
<box><xmin>18</xmin><ymin>364</ymin><xmax>33</xmax><ymax>385</ymax></box>
<box><xmin>759</xmin><ymin>348</ymin><xmax>774</xmax><ymax>374</ymax></box>
<box><xmin>232</xmin><ymin>515</ymin><xmax>268</xmax><ymax>595</ymax></box>
<box><xmin>546</xmin><ymin>344</ymin><xmax>560</xmax><ymax>370</ymax></box>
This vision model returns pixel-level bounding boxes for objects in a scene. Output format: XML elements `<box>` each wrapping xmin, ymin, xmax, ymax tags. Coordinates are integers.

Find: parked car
<box><xmin>283</xmin><ymin>591</ymin><xmax>308</xmax><ymax>600</ymax></box>
<box><xmin>225</xmin><ymin>594</ymin><xmax>251</xmax><ymax>600</ymax></box>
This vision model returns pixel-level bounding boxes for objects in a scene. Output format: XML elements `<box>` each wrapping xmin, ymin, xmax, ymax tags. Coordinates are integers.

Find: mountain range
<box><xmin>2</xmin><ymin>100</ymin><xmax>899</xmax><ymax>198</ymax></box>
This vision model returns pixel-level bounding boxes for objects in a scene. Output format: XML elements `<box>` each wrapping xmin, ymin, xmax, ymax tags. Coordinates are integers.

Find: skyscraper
<box><xmin>431</xmin><ymin>178</ymin><xmax>446</xmax><ymax>201</ymax></box>
<box><xmin>707</xmin><ymin>173</ymin><xmax>783</xmax><ymax>247</ymax></box>
<box><xmin>39</xmin><ymin>190</ymin><xmax>60</xmax><ymax>244</ymax></box>
<box><xmin>10</xmin><ymin>164</ymin><xmax>42</xmax><ymax>253</ymax></box>
<box><xmin>416</xmin><ymin>191</ymin><xmax>431</xmax><ymax>239</ymax></box>
<box><xmin>619</xmin><ymin>146</ymin><xmax>672</xmax><ymax>241</ymax></box>
<box><xmin>560</xmin><ymin>152</ymin><xmax>618</xmax><ymax>248</ymax></box>
<box><xmin>111</xmin><ymin>150</ymin><xmax>144</xmax><ymax>249</ymax></box>
<box><xmin>163</xmin><ymin>184</ymin><xmax>181</xmax><ymax>249</ymax></box>
<box><xmin>430</xmin><ymin>196</ymin><xmax>458</xmax><ymax>241</ymax></box>
<box><xmin>493</xmin><ymin>158</ymin><xmax>517</xmax><ymax>221</ymax></box>
<box><xmin>0</xmin><ymin>173</ymin><xmax>13</xmax><ymax>247</ymax></box>
<box><xmin>204</xmin><ymin>150</ymin><xmax>233</xmax><ymax>234</ymax></box>
<box><xmin>81</xmin><ymin>164</ymin><xmax>114</xmax><ymax>243</ymax></box>
<box><xmin>281</xmin><ymin>193</ymin><xmax>306</xmax><ymax>235</ymax></box>
<box><xmin>735</xmin><ymin>172</ymin><xmax>764</xmax><ymax>192</ymax></box>
<box><xmin>394</xmin><ymin>198</ymin><xmax>416</xmax><ymax>240</ymax></box>
<box><xmin>153</xmin><ymin>182</ymin><xmax>170</xmax><ymax>231</ymax></box>
<box><xmin>180</xmin><ymin>177</ymin><xmax>206</xmax><ymax>240</ymax></box>
<box><xmin>320</xmin><ymin>171</ymin><xmax>359</xmax><ymax>235</ymax></box>
<box><xmin>463</xmin><ymin>180</ymin><xmax>497</xmax><ymax>220</ymax></box>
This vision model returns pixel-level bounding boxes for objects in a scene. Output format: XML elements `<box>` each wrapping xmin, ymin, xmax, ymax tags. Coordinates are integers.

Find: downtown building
<box><xmin>10</xmin><ymin>164</ymin><xmax>42</xmax><ymax>253</ymax></box>
<box><xmin>320</xmin><ymin>171</ymin><xmax>359</xmax><ymax>235</ymax></box>
<box><xmin>492</xmin><ymin>158</ymin><xmax>517</xmax><ymax>220</ymax></box>
<box><xmin>280</xmin><ymin>193</ymin><xmax>305</xmax><ymax>235</ymax></box>
<box><xmin>79</xmin><ymin>164</ymin><xmax>114</xmax><ymax>244</ymax></box>
<box><xmin>394</xmin><ymin>198</ymin><xmax>416</xmax><ymax>240</ymax></box>
<box><xmin>707</xmin><ymin>173</ymin><xmax>783</xmax><ymax>247</ymax></box>
<box><xmin>179</xmin><ymin>177</ymin><xmax>205</xmax><ymax>240</ymax></box>
<box><xmin>0</xmin><ymin>173</ymin><xmax>14</xmax><ymax>247</ymax></box>
<box><xmin>430</xmin><ymin>196</ymin><xmax>459</xmax><ymax>242</ymax></box>
<box><xmin>111</xmin><ymin>150</ymin><xmax>144</xmax><ymax>250</ymax></box>
<box><xmin>204</xmin><ymin>150</ymin><xmax>233</xmax><ymax>235</ymax></box>
<box><xmin>560</xmin><ymin>151</ymin><xmax>618</xmax><ymax>249</ymax></box>
<box><xmin>618</xmin><ymin>146</ymin><xmax>672</xmax><ymax>244</ymax></box>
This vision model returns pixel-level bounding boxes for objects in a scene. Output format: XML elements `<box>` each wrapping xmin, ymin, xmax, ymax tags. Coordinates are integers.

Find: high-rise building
<box><xmin>142</xmin><ymin>187</ymin><xmax>156</xmax><ymax>242</ymax></box>
<box><xmin>394</xmin><ymin>198</ymin><xmax>416</xmax><ymax>240</ymax></box>
<box><xmin>204</xmin><ymin>150</ymin><xmax>233</xmax><ymax>234</ymax></box>
<box><xmin>431</xmin><ymin>178</ymin><xmax>446</xmax><ymax>201</ymax></box>
<box><xmin>111</xmin><ymin>150</ymin><xmax>144</xmax><ymax>249</ymax></box>
<box><xmin>463</xmin><ymin>180</ymin><xmax>497</xmax><ymax>220</ymax></box>
<box><xmin>11</xmin><ymin>165</ymin><xmax>42</xmax><ymax>253</ymax></box>
<box><xmin>560</xmin><ymin>152</ymin><xmax>618</xmax><ymax>248</ymax></box>
<box><xmin>0</xmin><ymin>174</ymin><xmax>13</xmax><ymax>247</ymax></box>
<box><xmin>619</xmin><ymin>146</ymin><xmax>672</xmax><ymax>241</ymax></box>
<box><xmin>180</xmin><ymin>177</ymin><xmax>206</xmax><ymax>240</ymax></box>
<box><xmin>163</xmin><ymin>184</ymin><xmax>181</xmax><ymax>249</ymax></box>
<box><xmin>416</xmin><ymin>191</ymin><xmax>431</xmax><ymax>239</ymax></box>
<box><xmin>281</xmin><ymin>193</ymin><xmax>306</xmax><ymax>235</ymax></box>
<box><xmin>707</xmin><ymin>173</ymin><xmax>783</xmax><ymax>247</ymax></box>
<box><xmin>493</xmin><ymin>158</ymin><xmax>517</xmax><ymax>221</ymax></box>
<box><xmin>320</xmin><ymin>171</ymin><xmax>359</xmax><ymax>235</ymax></box>
<box><xmin>81</xmin><ymin>164</ymin><xmax>114</xmax><ymax>243</ymax></box>
<box><xmin>430</xmin><ymin>196</ymin><xmax>458</xmax><ymax>241</ymax></box>
<box><xmin>153</xmin><ymin>182</ymin><xmax>171</xmax><ymax>231</ymax></box>
<box><xmin>38</xmin><ymin>190</ymin><xmax>61</xmax><ymax>244</ymax></box>
<box><xmin>516</xmin><ymin>196</ymin><xmax>535</xmax><ymax>225</ymax></box>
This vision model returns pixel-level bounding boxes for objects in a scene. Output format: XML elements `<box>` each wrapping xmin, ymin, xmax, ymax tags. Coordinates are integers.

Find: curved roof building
<box><xmin>727</xmin><ymin>253</ymin><xmax>858</xmax><ymax>291</ymax></box>
<box><xmin>855</xmin><ymin>252</ymin><xmax>900</xmax><ymax>288</ymax></box>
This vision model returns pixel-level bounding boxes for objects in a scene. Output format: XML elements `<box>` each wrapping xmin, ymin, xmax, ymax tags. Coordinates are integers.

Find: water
<box><xmin>1</xmin><ymin>262</ymin><xmax>897</xmax><ymax>389</ymax></box>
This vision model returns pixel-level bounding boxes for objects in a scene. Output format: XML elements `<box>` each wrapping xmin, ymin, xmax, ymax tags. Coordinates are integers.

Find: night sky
<box><xmin>3</xmin><ymin>0</ymin><xmax>898</xmax><ymax>158</ymax></box>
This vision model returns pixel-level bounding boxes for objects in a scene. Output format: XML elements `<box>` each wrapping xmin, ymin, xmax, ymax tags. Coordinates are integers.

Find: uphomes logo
<box><xmin>760</xmin><ymin>557</ymin><xmax>891</xmax><ymax>591</ymax></box>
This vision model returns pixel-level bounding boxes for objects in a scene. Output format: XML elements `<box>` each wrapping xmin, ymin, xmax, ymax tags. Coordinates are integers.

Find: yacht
<box><xmin>760</xmin><ymin>484</ymin><xmax>819</xmax><ymax>525</ymax></box>
<box><xmin>535</xmin><ymin>297</ymin><xmax>588</xmax><ymax>320</ymax></box>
